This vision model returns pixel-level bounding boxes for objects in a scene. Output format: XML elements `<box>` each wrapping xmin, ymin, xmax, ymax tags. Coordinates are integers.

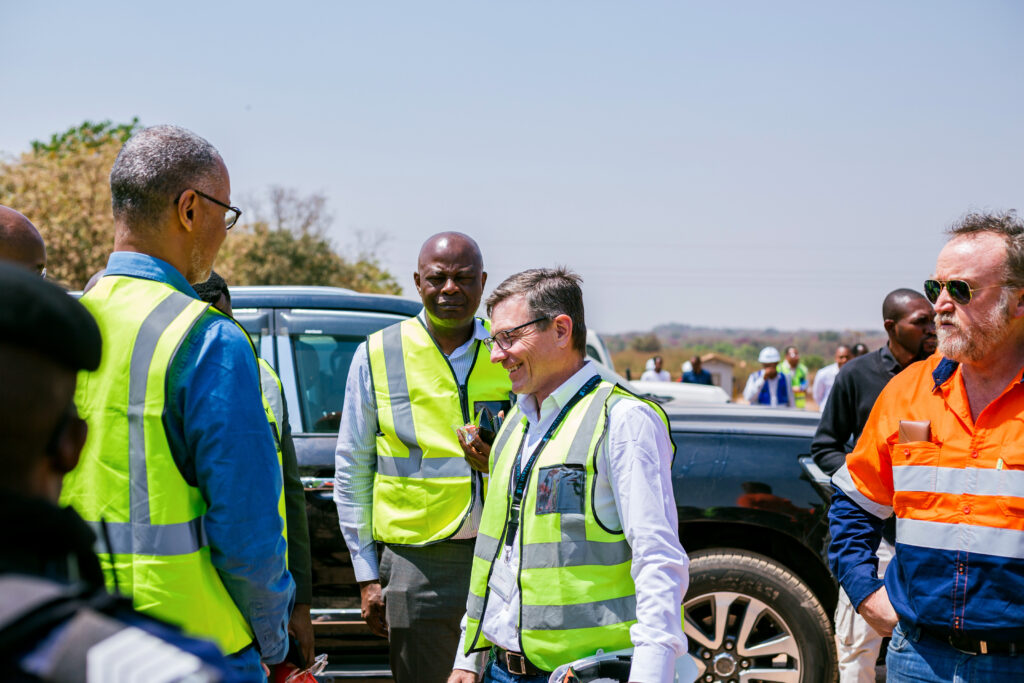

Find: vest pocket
<box><xmin>891</xmin><ymin>442</ymin><xmax>940</xmax><ymax>510</ymax></box>
<box><xmin>997</xmin><ymin>456</ymin><xmax>1024</xmax><ymax>517</ymax></box>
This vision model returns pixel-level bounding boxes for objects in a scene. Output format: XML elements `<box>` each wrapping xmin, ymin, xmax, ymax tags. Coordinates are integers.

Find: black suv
<box><xmin>230</xmin><ymin>286</ymin><xmax>838</xmax><ymax>682</ymax></box>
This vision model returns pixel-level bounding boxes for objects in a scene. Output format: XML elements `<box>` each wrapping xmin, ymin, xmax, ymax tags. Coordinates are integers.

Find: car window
<box><xmin>671</xmin><ymin>431</ymin><xmax>817</xmax><ymax>510</ymax></box>
<box><xmin>291</xmin><ymin>333</ymin><xmax>362</xmax><ymax>434</ymax></box>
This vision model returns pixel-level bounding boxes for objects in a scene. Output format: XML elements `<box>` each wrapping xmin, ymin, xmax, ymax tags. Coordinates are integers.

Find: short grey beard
<box><xmin>936</xmin><ymin>289</ymin><xmax>1011</xmax><ymax>363</ymax></box>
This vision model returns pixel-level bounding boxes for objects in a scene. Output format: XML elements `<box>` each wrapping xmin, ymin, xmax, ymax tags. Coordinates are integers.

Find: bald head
<box><xmin>417</xmin><ymin>232</ymin><xmax>483</xmax><ymax>272</ymax></box>
<box><xmin>882</xmin><ymin>288</ymin><xmax>930</xmax><ymax>323</ymax></box>
<box><xmin>0</xmin><ymin>206</ymin><xmax>46</xmax><ymax>275</ymax></box>
<box><xmin>414</xmin><ymin>232</ymin><xmax>487</xmax><ymax>333</ymax></box>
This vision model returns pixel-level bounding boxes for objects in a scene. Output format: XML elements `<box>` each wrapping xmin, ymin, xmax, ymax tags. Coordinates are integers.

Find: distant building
<box><xmin>699</xmin><ymin>352</ymin><xmax>738</xmax><ymax>397</ymax></box>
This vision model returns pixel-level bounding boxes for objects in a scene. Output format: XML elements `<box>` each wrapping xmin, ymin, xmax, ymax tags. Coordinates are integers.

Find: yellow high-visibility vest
<box><xmin>61</xmin><ymin>275</ymin><xmax>255</xmax><ymax>655</ymax></box>
<box><xmin>367</xmin><ymin>317</ymin><xmax>511</xmax><ymax>545</ymax></box>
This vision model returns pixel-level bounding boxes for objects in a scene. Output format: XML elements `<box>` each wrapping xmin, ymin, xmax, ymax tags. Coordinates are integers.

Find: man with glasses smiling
<box><xmin>829</xmin><ymin>210</ymin><xmax>1024</xmax><ymax>681</ymax></box>
<box><xmin>59</xmin><ymin>125</ymin><xmax>294</xmax><ymax>680</ymax></box>
<box><xmin>450</xmin><ymin>268</ymin><xmax>688</xmax><ymax>683</ymax></box>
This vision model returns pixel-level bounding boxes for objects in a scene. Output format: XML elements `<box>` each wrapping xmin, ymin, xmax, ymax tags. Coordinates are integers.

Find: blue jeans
<box><xmin>224</xmin><ymin>646</ymin><xmax>265</xmax><ymax>682</ymax></box>
<box><xmin>887</xmin><ymin>622</ymin><xmax>1024</xmax><ymax>682</ymax></box>
<box><xmin>483</xmin><ymin>655</ymin><xmax>550</xmax><ymax>683</ymax></box>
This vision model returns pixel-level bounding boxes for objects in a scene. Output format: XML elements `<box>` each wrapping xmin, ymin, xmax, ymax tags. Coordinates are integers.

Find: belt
<box><xmin>494</xmin><ymin>647</ymin><xmax>550</xmax><ymax>676</ymax></box>
<box><xmin>920</xmin><ymin>626</ymin><xmax>1024</xmax><ymax>656</ymax></box>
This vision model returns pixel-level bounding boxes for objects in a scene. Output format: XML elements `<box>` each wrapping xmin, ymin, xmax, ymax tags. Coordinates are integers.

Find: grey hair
<box><xmin>486</xmin><ymin>267</ymin><xmax>587</xmax><ymax>355</ymax></box>
<box><xmin>110</xmin><ymin>125</ymin><xmax>223</xmax><ymax>230</ymax></box>
<box><xmin>948</xmin><ymin>210</ymin><xmax>1024</xmax><ymax>287</ymax></box>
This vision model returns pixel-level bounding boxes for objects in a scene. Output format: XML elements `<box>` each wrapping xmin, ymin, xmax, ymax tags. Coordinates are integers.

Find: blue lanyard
<box><xmin>504</xmin><ymin>374</ymin><xmax>601</xmax><ymax>547</ymax></box>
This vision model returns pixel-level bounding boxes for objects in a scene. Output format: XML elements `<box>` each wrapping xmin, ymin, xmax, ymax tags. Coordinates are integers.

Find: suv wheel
<box><xmin>683</xmin><ymin>549</ymin><xmax>837</xmax><ymax>683</ymax></box>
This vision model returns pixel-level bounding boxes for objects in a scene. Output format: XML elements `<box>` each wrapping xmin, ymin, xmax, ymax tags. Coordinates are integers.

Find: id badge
<box><xmin>488</xmin><ymin>557</ymin><xmax>517</xmax><ymax>602</ymax></box>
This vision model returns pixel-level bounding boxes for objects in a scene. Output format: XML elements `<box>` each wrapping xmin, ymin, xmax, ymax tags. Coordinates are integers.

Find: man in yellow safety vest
<box><xmin>450</xmin><ymin>267</ymin><xmax>689</xmax><ymax>682</ymax></box>
<box><xmin>334</xmin><ymin>232</ymin><xmax>511</xmax><ymax>683</ymax></box>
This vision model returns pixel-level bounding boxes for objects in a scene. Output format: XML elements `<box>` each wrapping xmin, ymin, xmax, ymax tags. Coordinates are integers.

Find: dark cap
<box><xmin>0</xmin><ymin>262</ymin><xmax>101</xmax><ymax>371</ymax></box>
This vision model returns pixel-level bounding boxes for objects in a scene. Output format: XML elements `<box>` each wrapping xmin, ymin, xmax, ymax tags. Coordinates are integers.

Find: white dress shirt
<box><xmin>640</xmin><ymin>369</ymin><xmax>671</xmax><ymax>382</ymax></box>
<box><xmin>812</xmin><ymin>362</ymin><xmax>840</xmax><ymax>410</ymax></box>
<box><xmin>454</xmin><ymin>361</ymin><xmax>689</xmax><ymax>683</ymax></box>
<box><xmin>333</xmin><ymin>311</ymin><xmax>490</xmax><ymax>582</ymax></box>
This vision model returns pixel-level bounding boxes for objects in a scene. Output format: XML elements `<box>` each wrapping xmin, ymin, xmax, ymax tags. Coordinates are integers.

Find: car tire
<box><xmin>683</xmin><ymin>549</ymin><xmax>837</xmax><ymax>683</ymax></box>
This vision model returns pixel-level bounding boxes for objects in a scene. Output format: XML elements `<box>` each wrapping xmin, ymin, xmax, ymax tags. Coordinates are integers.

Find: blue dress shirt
<box><xmin>102</xmin><ymin>252</ymin><xmax>294</xmax><ymax>668</ymax></box>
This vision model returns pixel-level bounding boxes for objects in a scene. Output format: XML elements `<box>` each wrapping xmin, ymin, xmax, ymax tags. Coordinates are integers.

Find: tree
<box><xmin>630</xmin><ymin>333</ymin><xmax>662</xmax><ymax>352</ymax></box>
<box><xmin>0</xmin><ymin>119</ymin><xmax>140</xmax><ymax>288</ymax></box>
<box><xmin>218</xmin><ymin>186</ymin><xmax>401</xmax><ymax>294</ymax></box>
<box><xmin>1</xmin><ymin>121</ymin><xmax>400</xmax><ymax>294</ymax></box>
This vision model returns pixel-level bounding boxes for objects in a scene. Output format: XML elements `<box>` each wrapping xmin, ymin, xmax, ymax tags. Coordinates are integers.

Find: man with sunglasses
<box><xmin>0</xmin><ymin>205</ymin><xmax>46</xmax><ymax>276</ymax></box>
<box><xmin>829</xmin><ymin>211</ymin><xmax>1024</xmax><ymax>681</ymax></box>
<box><xmin>334</xmin><ymin>232</ymin><xmax>511</xmax><ymax>683</ymax></box>
<box><xmin>59</xmin><ymin>125</ymin><xmax>294</xmax><ymax>680</ymax></box>
<box><xmin>811</xmin><ymin>288</ymin><xmax>935</xmax><ymax>682</ymax></box>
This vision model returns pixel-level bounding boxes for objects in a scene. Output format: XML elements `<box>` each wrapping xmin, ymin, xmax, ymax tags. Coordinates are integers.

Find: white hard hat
<box><xmin>645</xmin><ymin>358</ymin><xmax>655</xmax><ymax>371</ymax></box>
<box><xmin>758</xmin><ymin>346</ymin><xmax>781</xmax><ymax>364</ymax></box>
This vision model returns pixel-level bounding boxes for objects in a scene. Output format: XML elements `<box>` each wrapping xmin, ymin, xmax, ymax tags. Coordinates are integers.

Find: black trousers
<box><xmin>380</xmin><ymin>539</ymin><xmax>476</xmax><ymax>683</ymax></box>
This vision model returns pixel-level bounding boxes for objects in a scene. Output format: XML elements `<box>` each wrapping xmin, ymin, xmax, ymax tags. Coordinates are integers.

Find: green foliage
<box><xmin>218</xmin><ymin>186</ymin><xmax>401</xmax><ymax>294</ymax></box>
<box><xmin>31</xmin><ymin>119</ymin><xmax>140</xmax><ymax>157</ymax></box>
<box><xmin>630</xmin><ymin>333</ymin><xmax>661</xmax><ymax>352</ymax></box>
<box><xmin>2</xmin><ymin>121</ymin><xmax>400</xmax><ymax>293</ymax></box>
<box><xmin>0</xmin><ymin>119</ymin><xmax>142</xmax><ymax>288</ymax></box>
<box><xmin>804</xmin><ymin>354</ymin><xmax>825</xmax><ymax>372</ymax></box>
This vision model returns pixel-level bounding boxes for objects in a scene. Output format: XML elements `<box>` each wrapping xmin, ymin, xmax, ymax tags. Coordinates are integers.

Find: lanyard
<box><xmin>504</xmin><ymin>374</ymin><xmax>602</xmax><ymax>547</ymax></box>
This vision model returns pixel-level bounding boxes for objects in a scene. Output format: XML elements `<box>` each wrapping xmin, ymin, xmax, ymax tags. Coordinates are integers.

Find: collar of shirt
<box><xmin>415</xmin><ymin>309</ymin><xmax>489</xmax><ymax>360</ymax></box>
<box><xmin>878</xmin><ymin>343</ymin><xmax>902</xmax><ymax>375</ymax></box>
<box><xmin>103</xmin><ymin>251</ymin><xmax>199</xmax><ymax>298</ymax></box>
<box><xmin>517</xmin><ymin>359</ymin><xmax>599</xmax><ymax>429</ymax></box>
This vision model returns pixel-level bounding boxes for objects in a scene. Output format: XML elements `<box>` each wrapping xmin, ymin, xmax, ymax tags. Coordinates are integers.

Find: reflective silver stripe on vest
<box><xmin>259</xmin><ymin>362</ymin><xmax>284</xmax><ymax>427</ymax></box>
<box><xmin>522</xmin><ymin>594</ymin><xmax>636</xmax><ymax>630</ymax></box>
<box><xmin>521</xmin><ymin>539</ymin><xmax>630</xmax><ymax>569</ymax></box>
<box><xmin>560</xmin><ymin>384</ymin><xmax>615</xmax><ymax>540</ymax></box>
<box><xmin>474</xmin><ymin>531</ymin><xmax>500</xmax><ymax>562</ymax></box>
<box><xmin>467</xmin><ymin>589</ymin><xmax>485</xmax><ymax>618</ymax></box>
<box><xmin>490</xmin><ymin>407</ymin><xmax>523</xmax><ymax>471</ymax></box>
<box><xmin>126</xmin><ymin>291</ymin><xmax>208</xmax><ymax>555</ymax></box>
<box><xmin>564</xmin><ymin>384</ymin><xmax>614</xmax><ymax>467</ymax></box>
<box><xmin>377</xmin><ymin>454</ymin><xmax>468</xmax><ymax>478</ymax></box>
<box><xmin>377</xmin><ymin>324</ymin><xmax>424</xmax><ymax>471</ymax></box>
<box><xmin>89</xmin><ymin>518</ymin><xmax>208</xmax><ymax>557</ymax></box>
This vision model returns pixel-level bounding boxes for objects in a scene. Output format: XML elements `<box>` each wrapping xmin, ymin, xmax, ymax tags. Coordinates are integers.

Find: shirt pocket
<box><xmin>891</xmin><ymin>441</ymin><xmax>941</xmax><ymax>510</ymax></box>
<box><xmin>997</xmin><ymin>453</ymin><xmax>1024</xmax><ymax>517</ymax></box>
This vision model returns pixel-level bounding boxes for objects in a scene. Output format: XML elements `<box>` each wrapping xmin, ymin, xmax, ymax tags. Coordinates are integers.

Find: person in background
<box><xmin>641</xmin><ymin>355</ymin><xmax>671</xmax><ymax>381</ymax></box>
<box><xmin>0</xmin><ymin>263</ymin><xmax>243</xmax><ymax>683</ymax></box>
<box><xmin>743</xmin><ymin>346</ymin><xmax>793</xmax><ymax>407</ymax></box>
<box><xmin>811</xmin><ymin>344</ymin><xmax>853</xmax><ymax>411</ymax></box>
<box><xmin>0</xmin><ymin>205</ymin><xmax>46</xmax><ymax>275</ymax></box>
<box><xmin>829</xmin><ymin>211</ymin><xmax>1024</xmax><ymax>681</ymax></box>
<box><xmin>58</xmin><ymin>125</ymin><xmax>294</xmax><ymax>679</ymax></box>
<box><xmin>811</xmin><ymin>289</ymin><xmax>935</xmax><ymax>682</ymax></box>
<box><xmin>194</xmin><ymin>271</ymin><xmax>315</xmax><ymax>667</ymax></box>
<box><xmin>681</xmin><ymin>355</ymin><xmax>713</xmax><ymax>385</ymax></box>
<box><xmin>851</xmin><ymin>342</ymin><xmax>869</xmax><ymax>357</ymax></box>
<box><xmin>450</xmin><ymin>268</ymin><xmax>688</xmax><ymax>683</ymax></box>
<box><xmin>778</xmin><ymin>345</ymin><xmax>809</xmax><ymax>408</ymax></box>
<box><xmin>334</xmin><ymin>232</ymin><xmax>511</xmax><ymax>683</ymax></box>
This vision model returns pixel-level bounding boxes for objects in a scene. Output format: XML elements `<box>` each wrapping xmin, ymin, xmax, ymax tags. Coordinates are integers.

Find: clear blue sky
<box><xmin>2</xmin><ymin>1</ymin><xmax>1022</xmax><ymax>333</ymax></box>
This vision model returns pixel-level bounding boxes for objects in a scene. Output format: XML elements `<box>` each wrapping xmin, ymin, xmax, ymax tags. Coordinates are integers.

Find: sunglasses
<box><xmin>923</xmin><ymin>279</ymin><xmax>1005</xmax><ymax>305</ymax></box>
<box><xmin>483</xmin><ymin>317</ymin><xmax>548</xmax><ymax>351</ymax></box>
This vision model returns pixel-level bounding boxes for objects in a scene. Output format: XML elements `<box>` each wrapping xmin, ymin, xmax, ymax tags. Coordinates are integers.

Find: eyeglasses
<box><xmin>923</xmin><ymin>279</ymin><xmax>1006</xmax><ymax>305</ymax></box>
<box><xmin>483</xmin><ymin>317</ymin><xmax>548</xmax><ymax>351</ymax></box>
<box><xmin>174</xmin><ymin>189</ymin><xmax>242</xmax><ymax>230</ymax></box>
